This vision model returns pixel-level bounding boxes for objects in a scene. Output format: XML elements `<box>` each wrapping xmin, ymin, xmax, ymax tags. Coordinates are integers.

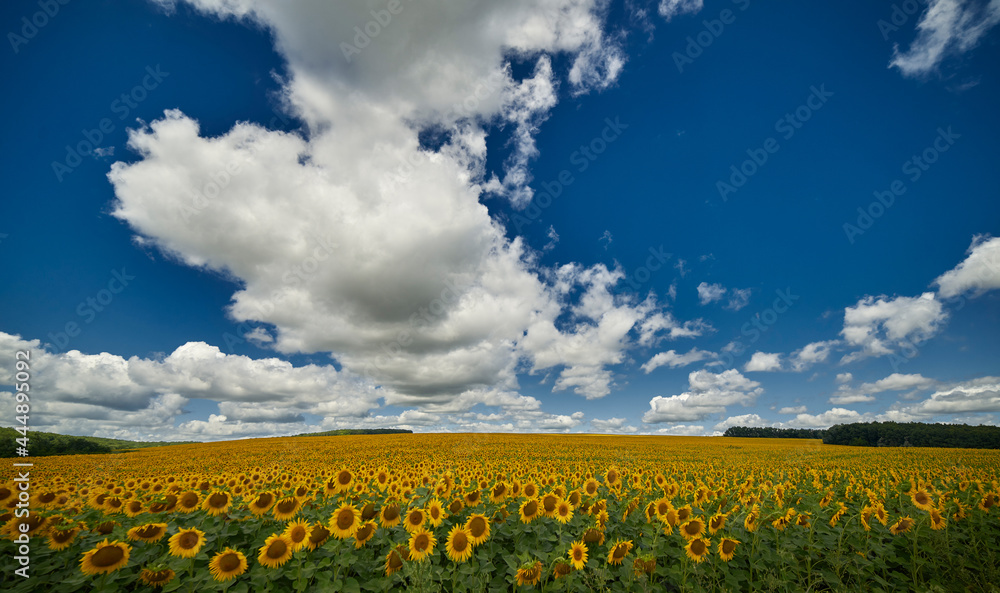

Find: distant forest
<box><xmin>723</xmin><ymin>421</ymin><xmax>1000</xmax><ymax>449</ymax></box>
<box><xmin>0</xmin><ymin>427</ymin><xmax>193</xmax><ymax>458</ymax></box>
<box><xmin>293</xmin><ymin>429</ymin><xmax>413</xmax><ymax>437</ymax></box>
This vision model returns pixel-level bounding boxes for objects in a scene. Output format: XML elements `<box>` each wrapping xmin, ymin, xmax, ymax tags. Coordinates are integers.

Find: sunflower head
<box><xmin>258</xmin><ymin>534</ymin><xmax>294</xmax><ymax>569</ymax></box>
<box><xmin>404</xmin><ymin>508</ymin><xmax>426</xmax><ymax>533</ymax></box>
<box><xmin>168</xmin><ymin>527</ymin><xmax>206</xmax><ymax>559</ymax></box>
<box><xmin>354</xmin><ymin>521</ymin><xmax>377</xmax><ymax>549</ymax></box>
<box><xmin>607</xmin><ymin>539</ymin><xmax>633</xmax><ymax>566</ymax></box>
<box><xmin>680</xmin><ymin>518</ymin><xmax>705</xmax><ymax>540</ymax></box>
<box><xmin>685</xmin><ymin>537</ymin><xmax>711</xmax><ymax>563</ymax></box>
<box><xmin>445</xmin><ymin>525</ymin><xmax>473</xmax><ymax>563</ymax></box>
<box><xmin>283</xmin><ymin>519</ymin><xmax>311</xmax><ymax>551</ymax></box>
<box><xmin>519</xmin><ymin>498</ymin><xmax>539</xmax><ymax>524</ymax></box>
<box><xmin>80</xmin><ymin>539</ymin><xmax>131</xmax><ymax>575</ymax></box>
<box><xmin>139</xmin><ymin>567</ymin><xmax>176</xmax><ymax>589</ymax></box>
<box><xmin>127</xmin><ymin>522</ymin><xmax>168</xmax><ymax>543</ymax></box>
<box><xmin>718</xmin><ymin>537</ymin><xmax>740</xmax><ymax>561</ymax></box>
<box><xmin>408</xmin><ymin>528</ymin><xmax>436</xmax><ymax>562</ymax></box>
<box><xmin>329</xmin><ymin>503</ymin><xmax>361</xmax><ymax>539</ymax></box>
<box><xmin>385</xmin><ymin>544</ymin><xmax>409</xmax><ymax>576</ymax></box>
<box><xmin>209</xmin><ymin>548</ymin><xmax>247</xmax><ymax>582</ymax></box>
<box><xmin>465</xmin><ymin>514</ymin><xmax>491</xmax><ymax>546</ymax></box>
<box><xmin>515</xmin><ymin>561</ymin><xmax>543</xmax><ymax>587</ymax></box>
<box><xmin>569</xmin><ymin>541</ymin><xmax>588</xmax><ymax>570</ymax></box>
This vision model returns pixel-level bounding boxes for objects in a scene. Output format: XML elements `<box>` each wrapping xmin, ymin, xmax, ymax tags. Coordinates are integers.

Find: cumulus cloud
<box><xmin>642</xmin><ymin>369</ymin><xmax>762</xmax><ymax>423</ymax></box>
<box><xmin>840</xmin><ymin>293</ymin><xmax>948</xmax><ymax>363</ymax></box>
<box><xmin>696</xmin><ymin>282</ymin><xmax>726</xmax><ymax>305</ymax></box>
<box><xmin>879</xmin><ymin>377</ymin><xmax>1000</xmax><ymax>420</ymax></box>
<box><xmin>744</xmin><ymin>352</ymin><xmax>782</xmax><ymax>372</ymax></box>
<box><xmin>890</xmin><ymin>0</ymin><xmax>1000</xmax><ymax>77</ymax></box>
<box><xmin>640</xmin><ymin>348</ymin><xmax>717</xmax><ymax>373</ymax></box>
<box><xmin>789</xmin><ymin>341</ymin><xmax>837</xmax><ymax>372</ymax></box>
<box><xmin>712</xmin><ymin>413</ymin><xmax>771</xmax><ymax>432</ymax></box>
<box><xmin>106</xmin><ymin>0</ymin><xmax>688</xmax><ymax>407</ymax></box>
<box><xmin>654</xmin><ymin>424</ymin><xmax>706</xmax><ymax>436</ymax></box>
<box><xmin>725</xmin><ymin>288</ymin><xmax>752</xmax><ymax>311</ymax></box>
<box><xmin>934</xmin><ymin>235</ymin><xmax>1000</xmax><ymax>298</ymax></box>
<box><xmin>835</xmin><ymin>372</ymin><xmax>853</xmax><ymax>384</ymax></box>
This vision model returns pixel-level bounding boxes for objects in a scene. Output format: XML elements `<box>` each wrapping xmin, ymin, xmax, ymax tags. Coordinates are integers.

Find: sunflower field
<box><xmin>2</xmin><ymin>433</ymin><xmax>999</xmax><ymax>592</ymax></box>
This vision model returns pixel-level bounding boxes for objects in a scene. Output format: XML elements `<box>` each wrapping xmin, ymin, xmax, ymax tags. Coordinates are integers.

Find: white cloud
<box><xmin>840</xmin><ymin>292</ymin><xmax>947</xmax><ymax>363</ymax></box>
<box><xmin>744</xmin><ymin>352</ymin><xmax>782</xmax><ymax>372</ymax></box>
<box><xmin>787</xmin><ymin>407</ymin><xmax>868</xmax><ymax>428</ymax></box>
<box><xmin>890</xmin><ymin>0</ymin><xmax>1000</xmax><ymax>77</ymax></box>
<box><xmin>778</xmin><ymin>406</ymin><xmax>807</xmax><ymax>414</ymax></box>
<box><xmin>712</xmin><ymin>413</ymin><xmax>772</xmax><ymax>432</ymax></box>
<box><xmin>790</xmin><ymin>340</ymin><xmax>837</xmax><ymax>372</ymax></box>
<box><xmin>655</xmin><ymin>424</ymin><xmax>706</xmax><ymax>436</ymax></box>
<box><xmin>658</xmin><ymin>0</ymin><xmax>703</xmax><ymax>21</ymax></box>
<box><xmin>725</xmin><ymin>288</ymin><xmax>752</xmax><ymax>311</ymax></box>
<box><xmin>696</xmin><ymin>282</ymin><xmax>726</xmax><ymax>305</ymax></box>
<box><xmin>934</xmin><ymin>235</ymin><xmax>1000</xmax><ymax>298</ymax></box>
<box><xmin>861</xmin><ymin>373</ymin><xmax>937</xmax><ymax>393</ymax></box>
<box><xmin>590</xmin><ymin>417</ymin><xmax>627</xmax><ymax>431</ymax></box>
<box><xmin>640</xmin><ymin>348</ymin><xmax>717</xmax><ymax>373</ymax></box>
<box><xmin>643</xmin><ymin>369</ymin><xmax>762</xmax><ymax>423</ymax></box>
<box><xmin>879</xmin><ymin>377</ymin><xmax>1000</xmax><ymax>419</ymax></box>
<box><xmin>107</xmin><ymin>1</ymin><xmax>678</xmax><ymax>406</ymax></box>
<box><xmin>835</xmin><ymin>372</ymin><xmax>853</xmax><ymax>384</ymax></box>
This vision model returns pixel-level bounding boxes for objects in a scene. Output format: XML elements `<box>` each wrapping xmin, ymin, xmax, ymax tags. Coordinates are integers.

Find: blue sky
<box><xmin>1</xmin><ymin>0</ymin><xmax>998</xmax><ymax>441</ymax></box>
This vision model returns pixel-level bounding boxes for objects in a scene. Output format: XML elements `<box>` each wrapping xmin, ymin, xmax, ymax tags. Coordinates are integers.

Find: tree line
<box><xmin>723</xmin><ymin>422</ymin><xmax>1000</xmax><ymax>449</ymax></box>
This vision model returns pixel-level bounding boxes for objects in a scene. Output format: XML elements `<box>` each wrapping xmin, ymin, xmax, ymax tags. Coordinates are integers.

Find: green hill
<box><xmin>0</xmin><ymin>427</ymin><xmax>194</xmax><ymax>458</ymax></box>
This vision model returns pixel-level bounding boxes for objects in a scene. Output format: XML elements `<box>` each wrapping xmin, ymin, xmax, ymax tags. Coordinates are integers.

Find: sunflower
<box><xmin>177</xmin><ymin>491</ymin><xmax>200</xmax><ymax>513</ymax></box>
<box><xmin>929</xmin><ymin>508</ymin><xmax>946</xmax><ymax>530</ymax></box>
<box><xmin>519</xmin><ymin>498</ymin><xmax>540</xmax><ymax>524</ymax></box>
<box><xmin>555</xmin><ymin>499</ymin><xmax>574</xmax><ymax>524</ymax></box>
<box><xmin>464</xmin><ymin>489</ymin><xmax>482</xmax><ymax>507</ymax></box>
<box><xmin>403</xmin><ymin>508</ymin><xmax>426</xmax><ymax>533</ymax></box>
<box><xmin>48</xmin><ymin>527</ymin><xmax>80</xmax><ymax>551</ymax></box>
<box><xmin>584</xmin><ymin>478</ymin><xmax>600</xmax><ymax>497</ymax></box>
<box><xmin>326</xmin><ymin>503</ymin><xmax>360</xmax><ymax>539</ymax></box>
<box><xmin>911</xmin><ymin>489</ymin><xmax>934</xmax><ymax>512</ymax></box>
<box><xmin>258</xmin><ymin>534</ymin><xmax>294</xmax><ymax>569</ymax></box>
<box><xmin>283</xmin><ymin>519</ymin><xmax>311</xmax><ymax>551</ymax></box>
<box><xmin>380</xmin><ymin>503</ymin><xmax>402</xmax><ymax>528</ymax></box>
<box><xmin>139</xmin><ymin>567</ymin><xmax>176</xmax><ymax>589</ymax></box>
<box><xmin>890</xmin><ymin>516</ymin><xmax>915</xmax><ymax>535</ymax></box>
<box><xmin>408</xmin><ymin>528</ymin><xmax>436</xmax><ymax>562</ymax></box>
<box><xmin>743</xmin><ymin>509</ymin><xmax>759</xmax><ymax>532</ymax></box>
<box><xmin>685</xmin><ymin>537</ymin><xmax>711</xmax><ymax>563</ymax></box>
<box><xmin>80</xmin><ymin>539</ymin><xmax>131</xmax><ymax>575</ymax></box>
<box><xmin>607</xmin><ymin>539</ymin><xmax>633</xmax><ymax>566</ymax></box>
<box><xmin>209</xmin><ymin>548</ymin><xmax>247</xmax><ymax>582</ymax></box>
<box><xmin>124</xmin><ymin>500</ymin><xmax>145</xmax><ymax>518</ymax></box>
<box><xmin>446</xmin><ymin>525</ymin><xmax>473</xmax><ymax>562</ymax></box>
<box><xmin>515</xmin><ymin>561</ymin><xmax>542</xmax><ymax>587</ymax></box>
<box><xmin>583</xmin><ymin>526</ymin><xmax>605</xmax><ymax>546</ymax></box>
<box><xmin>708</xmin><ymin>513</ymin><xmax>726</xmax><ymax>534</ymax></box>
<box><xmin>168</xmin><ymin>527</ymin><xmax>206</xmax><ymax>558</ymax></box>
<box><xmin>354</xmin><ymin>521</ymin><xmax>377</xmax><ymax>548</ymax></box>
<box><xmin>304</xmin><ymin>522</ymin><xmax>332</xmax><ymax>551</ymax></box>
<box><xmin>465</xmin><ymin>513</ymin><xmax>491</xmax><ymax>546</ymax></box>
<box><xmin>247</xmin><ymin>491</ymin><xmax>276</xmax><ymax>516</ymax></box>
<box><xmin>553</xmin><ymin>562</ymin><xmax>572</xmax><ymax>579</ymax></box>
<box><xmin>978</xmin><ymin>493</ymin><xmax>998</xmax><ymax>512</ymax></box>
<box><xmin>676</xmin><ymin>505</ymin><xmax>692</xmax><ymax>523</ymax></box>
<box><xmin>718</xmin><ymin>537</ymin><xmax>740</xmax><ymax>561</ymax></box>
<box><xmin>541</xmin><ymin>493</ymin><xmax>560</xmax><ymax>517</ymax></box>
<box><xmin>522</xmin><ymin>482</ymin><xmax>539</xmax><ymax>499</ymax></box>
<box><xmin>680</xmin><ymin>518</ymin><xmax>706</xmax><ymax>540</ymax></box>
<box><xmin>569</xmin><ymin>541</ymin><xmax>588</xmax><ymax>570</ymax></box>
<box><xmin>426</xmin><ymin>498</ymin><xmax>446</xmax><ymax>527</ymax></box>
<box><xmin>127</xmin><ymin>522</ymin><xmax>168</xmax><ymax>543</ymax></box>
<box><xmin>272</xmin><ymin>496</ymin><xmax>301</xmax><ymax>521</ymax></box>
<box><xmin>385</xmin><ymin>545</ymin><xmax>409</xmax><ymax>576</ymax></box>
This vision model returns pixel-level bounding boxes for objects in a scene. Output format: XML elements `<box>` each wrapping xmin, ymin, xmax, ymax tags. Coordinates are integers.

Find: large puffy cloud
<box><xmin>786</xmin><ymin>407</ymin><xmax>867</xmax><ymax>428</ymax></box>
<box><xmin>879</xmin><ymin>377</ymin><xmax>1000</xmax><ymax>419</ymax></box>
<box><xmin>744</xmin><ymin>352</ymin><xmax>781</xmax><ymax>372</ymax></box>
<box><xmin>890</xmin><ymin>0</ymin><xmax>1000</xmax><ymax>77</ymax></box>
<box><xmin>109</xmin><ymin>1</ymin><xmax>685</xmax><ymax>405</ymax></box>
<box><xmin>840</xmin><ymin>293</ymin><xmax>947</xmax><ymax>363</ymax></box>
<box><xmin>934</xmin><ymin>235</ymin><xmax>1000</xmax><ymax>298</ymax></box>
<box><xmin>642</xmin><ymin>369</ymin><xmax>762</xmax><ymax>423</ymax></box>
